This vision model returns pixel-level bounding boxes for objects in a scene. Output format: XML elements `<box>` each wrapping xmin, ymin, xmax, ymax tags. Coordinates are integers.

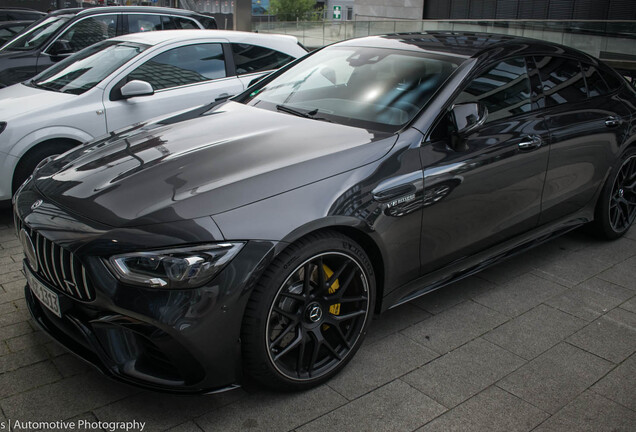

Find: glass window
<box><xmin>56</xmin><ymin>15</ymin><xmax>118</xmax><ymax>53</ymax></box>
<box><xmin>160</xmin><ymin>16</ymin><xmax>200</xmax><ymax>30</ymax></box>
<box><xmin>534</xmin><ymin>56</ymin><xmax>587</xmax><ymax>106</ymax></box>
<box><xmin>2</xmin><ymin>15</ymin><xmax>71</xmax><ymax>51</ymax></box>
<box><xmin>454</xmin><ymin>57</ymin><xmax>531</xmax><ymax>123</ymax></box>
<box><xmin>127</xmin><ymin>43</ymin><xmax>226</xmax><ymax>91</ymax></box>
<box><xmin>598</xmin><ymin>63</ymin><xmax>624</xmax><ymax>92</ymax></box>
<box><xmin>582</xmin><ymin>64</ymin><xmax>609</xmax><ymax>97</ymax></box>
<box><xmin>231</xmin><ymin>43</ymin><xmax>295</xmax><ymax>75</ymax></box>
<box><xmin>244</xmin><ymin>46</ymin><xmax>460</xmax><ymax>132</ymax></box>
<box><xmin>29</xmin><ymin>40</ymin><xmax>147</xmax><ymax>95</ymax></box>
<box><xmin>128</xmin><ymin>14</ymin><xmax>162</xmax><ymax>33</ymax></box>
<box><xmin>0</xmin><ymin>23</ymin><xmax>29</xmax><ymax>45</ymax></box>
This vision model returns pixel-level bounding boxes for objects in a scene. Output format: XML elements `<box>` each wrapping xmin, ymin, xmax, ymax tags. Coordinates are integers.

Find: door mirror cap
<box><xmin>120</xmin><ymin>80</ymin><xmax>154</xmax><ymax>99</ymax></box>
<box><xmin>450</xmin><ymin>102</ymin><xmax>488</xmax><ymax>135</ymax></box>
<box><xmin>48</xmin><ymin>39</ymin><xmax>73</xmax><ymax>57</ymax></box>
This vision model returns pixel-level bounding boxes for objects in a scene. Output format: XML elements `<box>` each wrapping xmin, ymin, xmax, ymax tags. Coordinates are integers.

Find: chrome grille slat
<box><xmin>17</xmin><ymin>215</ymin><xmax>95</xmax><ymax>302</ymax></box>
<box><xmin>50</xmin><ymin>241</ymin><xmax>68</xmax><ymax>294</ymax></box>
<box><xmin>81</xmin><ymin>267</ymin><xmax>91</xmax><ymax>300</ymax></box>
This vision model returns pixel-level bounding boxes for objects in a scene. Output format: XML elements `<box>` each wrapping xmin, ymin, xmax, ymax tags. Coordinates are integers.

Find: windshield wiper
<box><xmin>276</xmin><ymin>104</ymin><xmax>318</xmax><ymax>118</ymax></box>
<box><xmin>275</xmin><ymin>104</ymin><xmax>334</xmax><ymax>123</ymax></box>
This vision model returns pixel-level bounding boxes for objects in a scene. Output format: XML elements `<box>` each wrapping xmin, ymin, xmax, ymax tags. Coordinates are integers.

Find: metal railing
<box><xmin>254</xmin><ymin>19</ymin><xmax>636</xmax><ymax>70</ymax></box>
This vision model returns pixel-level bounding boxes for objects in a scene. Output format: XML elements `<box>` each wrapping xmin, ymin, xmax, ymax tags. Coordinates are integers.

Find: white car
<box><xmin>0</xmin><ymin>29</ymin><xmax>306</xmax><ymax>203</ymax></box>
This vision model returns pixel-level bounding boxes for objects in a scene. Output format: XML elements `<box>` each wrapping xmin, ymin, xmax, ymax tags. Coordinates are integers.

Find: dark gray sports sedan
<box><xmin>14</xmin><ymin>32</ymin><xmax>636</xmax><ymax>393</ymax></box>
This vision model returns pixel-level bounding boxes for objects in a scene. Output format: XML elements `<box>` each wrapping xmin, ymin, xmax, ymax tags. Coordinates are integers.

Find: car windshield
<box><xmin>243</xmin><ymin>46</ymin><xmax>461</xmax><ymax>132</ymax></box>
<box><xmin>0</xmin><ymin>15</ymin><xmax>72</xmax><ymax>51</ymax></box>
<box><xmin>27</xmin><ymin>40</ymin><xmax>148</xmax><ymax>95</ymax></box>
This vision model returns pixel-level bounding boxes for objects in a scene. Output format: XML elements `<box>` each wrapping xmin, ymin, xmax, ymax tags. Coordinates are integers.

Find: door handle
<box><xmin>605</xmin><ymin>116</ymin><xmax>622</xmax><ymax>128</ymax></box>
<box><xmin>518</xmin><ymin>135</ymin><xmax>542</xmax><ymax>151</ymax></box>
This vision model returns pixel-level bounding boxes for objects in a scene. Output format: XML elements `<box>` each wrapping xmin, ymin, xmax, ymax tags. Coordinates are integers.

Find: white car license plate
<box><xmin>26</xmin><ymin>266</ymin><xmax>62</xmax><ymax>318</ymax></box>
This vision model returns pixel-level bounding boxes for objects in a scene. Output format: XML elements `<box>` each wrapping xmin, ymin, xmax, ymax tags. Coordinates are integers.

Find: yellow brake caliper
<box><xmin>323</xmin><ymin>265</ymin><xmax>341</xmax><ymax>331</ymax></box>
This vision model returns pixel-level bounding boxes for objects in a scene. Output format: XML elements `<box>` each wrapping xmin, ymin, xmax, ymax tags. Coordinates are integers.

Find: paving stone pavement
<box><xmin>0</xmin><ymin>208</ymin><xmax>635</xmax><ymax>432</ymax></box>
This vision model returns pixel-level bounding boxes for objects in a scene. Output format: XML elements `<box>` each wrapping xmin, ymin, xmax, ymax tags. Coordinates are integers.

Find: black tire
<box><xmin>242</xmin><ymin>231</ymin><xmax>376</xmax><ymax>390</ymax></box>
<box><xmin>12</xmin><ymin>140</ymin><xmax>77</xmax><ymax>194</ymax></box>
<box><xmin>592</xmin><ymin>147</ymin><xmax>636</xmax><ymax>240</ymax></box>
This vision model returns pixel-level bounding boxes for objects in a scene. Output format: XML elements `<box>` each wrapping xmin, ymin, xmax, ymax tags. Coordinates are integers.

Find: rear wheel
<box><xmin>592</xmin><ymin>148</ymin><xmax>636</xmax><ymax>239</ymax></box>
<box><xmin>242</xmin><ymin>231</ymin><xmax>375</xmax><ymax>390</ymax></box>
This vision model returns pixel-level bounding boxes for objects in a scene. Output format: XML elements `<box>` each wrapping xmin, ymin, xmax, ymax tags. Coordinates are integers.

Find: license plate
<box><xmin>25</xmin><ymin>266</ymin><xmax>62</xmax><ymax>318</ymax></box>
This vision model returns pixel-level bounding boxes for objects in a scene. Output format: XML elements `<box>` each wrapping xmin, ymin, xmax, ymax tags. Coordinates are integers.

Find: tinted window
<box><xmin>231</xmin><ymin>43</ymin><xmax>295</xmax><ymax>75</ymax></box>
<box><xmin>455</xmin><ymin>57</ymin><xmax>531</xmax><ymax>123</ymax></box>
<box><xmin>3</xmin><ymin>15</ymin><xmax>71</xmax><ymax>50</ymax></box>
<box><xmin>128</xmin><ymin>43</ymin><xmax>226</xmax><ymax>91</ymax></box>
<box><xmin>582</xmin><ymin>64</ymin><xmax>609</xmax><ymax>97</ymax></box>
<box><xmin>534</xmin><ymin>56</ymin><xmax>587</xmax><ymax>106</ymax></box>
<box><xmin>598</xmin><ymin>63</ymin><xmax>624</xmax><ymax>92</ymax></box>
<box><xmin>128</xmin><ymin>14</ymin><xmax>162</xmax><ymax>32</ymax></box>
<box><xmin>57</xmin><ymin>15</ymin><xmax>118</xmax><ymax>52</ymax></box>
<box><xmin>160</xmin><ymin>16</ymin><xmax>200</xmax><ymax>30</ymax></box>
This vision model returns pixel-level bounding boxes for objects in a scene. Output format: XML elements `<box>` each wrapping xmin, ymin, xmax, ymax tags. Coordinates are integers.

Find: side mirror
<box><xmin>120</xmin><ymin>80</ymin><xmax>154</xmax><ymax>99</ymax></box>
<box><xmin>450</xmin><ymin>102</ymin><xmax>488</xmax><ymax>135</ymax></box>
<box><xmin>48</xmin><ymin>39</ymin><xmax>73</xmax><ymax>57</ymax></box>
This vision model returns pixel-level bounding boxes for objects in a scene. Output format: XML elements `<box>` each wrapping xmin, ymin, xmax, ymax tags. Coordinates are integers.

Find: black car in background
<box><xmin>0</xmin><ymin>21</ymin><xmax>32</xmax><ymax>45</ymax></box>
<box><xmin>0</xmin><ymin>7</ymin><xmax>45</xmax><ymax>22</ymax></box>
<box><xmin>14</xmin><ymin>32</ymin><xmax>636</xmax><ymax>393</ymax></box>
<box><xmin>0</xmin><ymin>6</ymin><xmax>217</xmax><ymax>87</ymax></box>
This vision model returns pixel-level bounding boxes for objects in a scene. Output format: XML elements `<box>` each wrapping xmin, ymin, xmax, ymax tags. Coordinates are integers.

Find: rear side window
<box><xmin>454</xmin><ymin>56</ymin><xmax>532</xmax><ymax>123</ymax></box>
<box><xmin>534</xmin><ymin>56</ymin><xmax>587</xmax><ymax>106</ymax></box>
<box><xmin>127</xmin><ymin>43</ymin><xmax>226</xmax><ymax>90</ymax></box>
<box><xmin>582</xmin><ymin>64</ymin><xmax>609</xmax><ymax>97</ymax></box>
<box><xmin>128</xmin><ymin>14</ymin><xmax>162</xmax><ymax>32</ymax></box>
<box><xmin>231</xmin><ymin>43</ymin><xmax>295</xmax><ymax>75</ymax></box>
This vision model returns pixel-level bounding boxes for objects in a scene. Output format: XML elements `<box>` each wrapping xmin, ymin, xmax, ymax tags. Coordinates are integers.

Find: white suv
<box><xmin>0</xmin><ymin>30</ymin><xmax>306</xmax><ymax>203</ymax></box>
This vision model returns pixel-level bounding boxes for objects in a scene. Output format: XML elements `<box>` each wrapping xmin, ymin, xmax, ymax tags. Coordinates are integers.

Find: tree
<box><xmin>268</xmin><ymin>0</ymin><xmax>321</xmax><ymax>21</ymax></box>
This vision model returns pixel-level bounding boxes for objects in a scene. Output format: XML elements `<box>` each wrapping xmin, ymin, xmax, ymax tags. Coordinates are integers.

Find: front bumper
<box><xmin>16</xmin><ymin>186</ymin><xmax>278</xmax><ymax>393</ymax></box>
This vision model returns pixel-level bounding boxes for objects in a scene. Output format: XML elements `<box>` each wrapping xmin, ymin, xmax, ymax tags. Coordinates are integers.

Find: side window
<box><xmin>127</xmin><ymin>43</ymin><xmax>226</xmax><ymax>91</ymax></box>
<box><xmin>534</xmin><ymin>56</ymin><xmax>587</xmax><ymax>106</ymax></box>
<box><xmin>231</xmin><ymin>43</ymin><xmax>295</xmax><ymax>75</ymax></box>
<box><xmin>454</xmin><ymin>57</ymin><xmax>532</xmax><ymax>123</ymax></box>
<box><xmin>582</xmin><ymin>64</ymin><xmax>609</xmax><ymax>97</ymax></box>
<box><xmin>160</xmin><ymin>16</ymin><xmax>201</xmax><ymax>30</ymax></box>
<box><xmin>597</xmin><ymin>63</ymin><xmax>624</xmax><ymax>92</ymax></box>
<box><xmin>128</xmin><ymin>14</ymin><xmax>162</xmax><ymax>33</ymax></box>
<box><xmin>56</xmin><ymin>15</ymin><xmax>118</xmax><ymax>52</ymax></box>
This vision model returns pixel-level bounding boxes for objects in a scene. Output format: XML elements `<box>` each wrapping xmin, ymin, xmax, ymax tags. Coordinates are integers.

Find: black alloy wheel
<box><xmin>594</xmin><ymin>148</ymin><xmax>636</xmax><ymax>239</ymax></box>
<box><xmin>609</xmin><ymin>154</ymin><xmax>636</xmax><ymax>233</ymax></box>
<box><xmin>242</xmin><ymin>231</ymin><xmax>375</xmax><ymax>390</ymax></box>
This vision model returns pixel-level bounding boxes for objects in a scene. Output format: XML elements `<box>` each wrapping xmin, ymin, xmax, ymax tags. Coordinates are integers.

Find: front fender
<box><xmin>8</xmin><ymin>125</ymin><xmax>93</xmax><ymax>158</ymax></box>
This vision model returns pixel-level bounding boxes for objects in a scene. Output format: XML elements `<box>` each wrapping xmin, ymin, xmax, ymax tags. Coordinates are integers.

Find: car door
<box><xmin>419</xmin><ymin>56</ymin><xmax>550</xmax><ymax>273</ymax></box>
<box><xmin>36</xmin><ymin>13</ymin><xmax>121</xmax><ymax>74</ymax></box>
<box><xmin>102</xmin><ymin>41</ymin><xmax>244</xmax><ymax>132</ymax></box>
<box><xmin>533</xmin><ymin>56</ymin><xmax>631</xmax><ymax>224</ymax></box>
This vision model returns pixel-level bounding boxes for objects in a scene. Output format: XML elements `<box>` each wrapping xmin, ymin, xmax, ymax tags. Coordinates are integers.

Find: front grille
<box><xmin>16</xmin><ymin>216</ymin><xmax>96</xmax><ymax>302</ymax></box>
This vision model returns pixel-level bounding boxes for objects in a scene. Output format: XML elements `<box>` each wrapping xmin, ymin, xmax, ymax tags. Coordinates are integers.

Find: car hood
<box><xmin>34</xmin><ymin>101</ymin><xmax>397</xmax><ymax>228</ymax></box>
<box><xmin>0</xmin><ymin>82</ymin><xmax>76</xmax><ymax>119</ymax></box>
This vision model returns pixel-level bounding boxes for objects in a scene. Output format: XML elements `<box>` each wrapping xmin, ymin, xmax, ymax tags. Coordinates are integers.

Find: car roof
<box><xmin>110</xmin><ymin>29</ymin><xmax>299</xmax><ymax>47</ymax></box>
<box><xmin>337</xmin><ymin>31</ymin><xmax>593</xmax><ymax>62</ymax></box>
<box><xmin>51</xmin><ymin>6</ymin><xmax>208</xmax><ymax>18</ymax></box>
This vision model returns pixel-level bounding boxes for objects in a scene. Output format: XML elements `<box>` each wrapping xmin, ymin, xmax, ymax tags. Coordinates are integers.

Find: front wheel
<box><xmin>242</xmin><ymin>231</ymin><xmax>376</xmax><ymax>390</ymax></box>
<box><xmin>592</xmin><ymin>148</ymin><xmax>636</xmax><ymax>239</ymax></box>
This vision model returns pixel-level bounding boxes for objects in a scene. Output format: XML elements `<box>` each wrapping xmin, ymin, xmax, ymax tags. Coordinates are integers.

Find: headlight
<box><xmin>105</xmin><ymin>243</ymin><xmax>244</xmax><ymax>289</ymax></box>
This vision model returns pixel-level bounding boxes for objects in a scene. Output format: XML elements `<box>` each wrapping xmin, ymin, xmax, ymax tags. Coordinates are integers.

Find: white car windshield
<box><xmin>1</xmin><ymin>15</ymin><xmax>72</xmax><ymax>51</ymax></box>
<box><xmin>244</xmin><ymin>46</ymin><xmax>461</xmax><ymax>132</ymax></box>
<box><xmin>28</xmin><ymin>40</ymin><xmax>149</xmax><ymax>95</ymax></box>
